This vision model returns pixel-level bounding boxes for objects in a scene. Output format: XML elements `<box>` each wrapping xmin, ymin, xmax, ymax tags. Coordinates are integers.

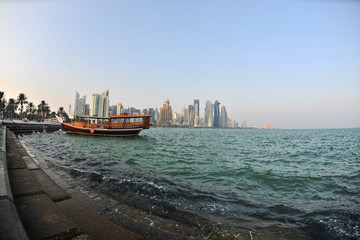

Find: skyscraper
<box><xmin>242</xmin><ymin>120</ymin><xmax>248</xmax><ymax>128</ymax></box>
<box><xmin>153</xmin><ymin>108</ymin><xmax>159</xmax><ymax>124</ymax></box>
<box><xmin>117</xmin><ymin>103</ymin><xmax>124</xmax><ymax>115</ymax></box>
<box><xmin>213</xmin><ymin>100</ymin><xmax>221</xmax><ymax>128</ymax></box>
<box><xmin>194</xmin><ymin>99</ymin><xmax>199</xmax><ymax>117</ymax></box>
<box><xmin>100</xmin><ymin>88</ymin><xmax>109</xmax><ymax>117</ymax></box>
<box><xmin>220</xmin><ymin>106</ymin><xmax>228</xmax><ymax>128</ymax></box>
<box><xmin>188</xmin><ymin>105</ymin><xmax>195</xmax><ymax>126</ymax></box>
<box><xmin>159</xmin><ymin>99</ymin><xmax>173</xmax><ymax>125</ymax></box>
<box><xmin>74</xmin><ymin>91</ymin><xmax>86</xmax><ymax>116</ymax></box>
<box><xmin>85</xmin><ymin>104</ymin><xmax>90</xmax><ymax>116</ymax></box>
<box><xmin>90</xmin><ymin>88</ymin><xmax>110</xmax><ymax>117</ymax></box>
<box><xmin>90</xmin><ymin>94</ymin><xmax>101</xmax><ymax>116</ymax></box>
<box><xmin>109</xmin><ymin>104</ymin><xmax>117</xmax><ymax>116</ymax></box>
<box><xmin>205</xmin><ymin>100</ymin><xmax>213</xmax><ymax>127</ymax></box>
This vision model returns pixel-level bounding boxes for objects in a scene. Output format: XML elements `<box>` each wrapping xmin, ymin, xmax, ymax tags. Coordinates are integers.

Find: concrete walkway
<box><xmin>0</xmin><ymin>122</ymin><xmax>143</xmax><ymax>240</ymax></box>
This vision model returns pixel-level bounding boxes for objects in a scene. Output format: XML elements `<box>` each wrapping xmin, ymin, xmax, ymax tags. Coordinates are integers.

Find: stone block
<box><xmin>0</xmin><ymin>199</ymin><xmax>29</xmax><ymax>240</ymax></box>
<box><xmin>15</xmin><ymin>194</ymin><xmax>81</xmax><ymax>240</ymax></box>
<box><xmin>71</xmin><ymin>234</ymin><xmax>93</xmax><ymax>240</ymax></box>
<box><xmin>8</xmin><ymin>169</ymin><xmax>43</xmax><ymax>198</ymax></box>
<box><xmin>6</xmin><ymin>152</ymin><xmax>27</xmax><ymax>169</ymax></box>
<box><xmin>0</xmin><ymin>152</ymin><xmax>13</xmax><ymax>201</ymax></box>
<box><xmin>18</xmin><ymin>148</ymin><xmax>29</xmax><ymax>157</ymax></box>
<box><xmin>43</xmin><ymin>168</ymin><xmax>73</xmax><ymax>190</ymax></box>
<box><xmin>31</xmin><ymin>169</ymin><xmax>71</xmax><ymax>202</ymax></box>
<box><xmin>22</xmin><ymin>156</ymin><xmax>39</xmax><ymax>170</ymax></box>
<box><xmin>56</xmin><ymin>199</ymin><xmax>143</xmax><ymax>240</ymax></box>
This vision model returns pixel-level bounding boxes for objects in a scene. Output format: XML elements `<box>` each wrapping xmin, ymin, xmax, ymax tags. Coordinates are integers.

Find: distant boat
<box><xmin>60</xmin><ymin>114</ymin><xmax>152</xmax><ymax>137</ymax></box>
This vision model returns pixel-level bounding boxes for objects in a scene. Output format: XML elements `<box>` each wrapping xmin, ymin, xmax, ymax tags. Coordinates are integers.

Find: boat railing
<box><xmin>72</xmin><ymin>114</ymin><xmax>152</xmax><ymax>129</ymax></box>
<box><xmin>73</xmin><ymin>120</ymin><xmax>152</xmax><ymax>129</ymax></box>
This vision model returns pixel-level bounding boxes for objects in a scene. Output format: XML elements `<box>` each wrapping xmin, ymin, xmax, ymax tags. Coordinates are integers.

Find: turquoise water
<box><xmin>21</xmin><ymin>128</ymin><xmax>360</xmax><ymax>239</ymax></box>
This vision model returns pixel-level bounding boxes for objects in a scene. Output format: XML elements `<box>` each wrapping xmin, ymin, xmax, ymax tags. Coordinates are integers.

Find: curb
<box><xmin>0</xmin><ymin>122</ymin><xmax>29</xmax><ymax>240</ymax></box>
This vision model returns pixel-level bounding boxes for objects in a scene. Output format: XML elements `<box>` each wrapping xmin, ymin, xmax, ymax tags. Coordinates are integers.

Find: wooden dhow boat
<box><xmin>58</xmin><ymin>114</ymin><xmax>152</xmax><ymax>136</ymax></box>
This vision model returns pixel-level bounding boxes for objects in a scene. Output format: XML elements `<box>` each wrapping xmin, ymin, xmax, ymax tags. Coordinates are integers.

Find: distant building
<box><xmin>194</xmin><ymin>115</ymin><xmax>200</xmax><ymax>127</ymax></box>
<box><xmin>90</xmin><ymin>88</ymin><xmax>110</xmax><ymax>117</ymax></box>
<box><xmin>90</xmin><ymin>94</ymin><xmax>101</xmax><ymax>116</ymax></box>
<box><xmin>117</xmin><ymin>103</ymin><xmax>124</xmax><ymax>115</ymax></box>
<box><xmin>242</xmin><ymin>120</ymin><xmax>248</xmax><ymax>128</ymax></box>
<box><xmin>74</xmin><ymin>91</ymin><xmax>86</xmax><ymax>116</ymax></box>
<box><xmin>109</xmin><ymin>104</ymin><xmax>117</xmax><ymax>116</ymax></box>
<box><xmin>228</xmin><ymin>119</ymin><xmax>238</xmax><ymax>128</ymax></box>
<box><xmin>213</xmin><ymin>100</ymin><xmax>221</xmax><ymax>128</ymax></box>
<box><xmin>194</xmin><ymin>99</ymin><xmax>200</xmax><ymax>117</ymax></box>
<box><xmin>188</xmin><ymin>105</ymin><xmax>195</xmax><ymax>126</ymax></box>
<box><xmin>158</xmin><ymin>99</ymin><xmax>173</xmax><ymax>125</ymax></box>
<box><xmin>264</xmin><ymin>122</ymin><xmax>273</xmax><ymax>129</ymax></box>
<box><xmin>220</xmin><ymin>106</ymin><xmax>228</xmax><ymax>128</ymax></box>
<box><xmin>85</xmin><ymin>104</ymin><xmax>90</xmax><ymax>116</ymax></box>
<box><xmin>153</xmin><ymin>108</ymin><xmax>159</xmax><ymax>124</ymax></box>
<box><xmin>173</xmin><ymin>112</ymin><xmax>182</xmax><ymax>125</ymax></box>
<box><xmin>142</xmin><ymin>109</ymin><xmax>149</xmax><ymax>115</ymax></box>
<box><xmin>205</xmin><ymin>100</ymin><xmax>214</xmax><ymax>127</ymax></box>
<box><xmin>101</xmin><ymin>88</ymin><xmax>110</xmax><ymax>117</ymax></box>
<box><xmin>126</xmin><ymin>107</ymin><xmax>140</xmax><ymax>116</ymax></box>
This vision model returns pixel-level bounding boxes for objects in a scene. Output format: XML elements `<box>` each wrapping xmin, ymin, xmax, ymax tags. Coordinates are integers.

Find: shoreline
<box><xmin>20</xmin><ymin>136</ymin><xmax>309</xmax><ymax>240</ymax></box>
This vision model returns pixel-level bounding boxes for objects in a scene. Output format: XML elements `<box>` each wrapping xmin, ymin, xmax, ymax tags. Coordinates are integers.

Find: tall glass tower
<box><xmin>205</xmin><ymin>100</ymin><xmax>213</xmax><ymax>127</ymax></box>
<box><xmin>194</xmin><ymin>99</ymin><xmax>199</xmax><ymax>117</ymax></box>
<box><xmin>213</xmin><ymin>100</ymin><xmax>221</xmax><ymax>128</ymax></box>
<box><xmin>74</xmin><ymin>91</ymin><xmax>86</xmax><ymax>116</ymax></box>
<box><xmin>220</xmin><ymin>105</ymin><xmax>228</xmax><ymax>128</ymax></box>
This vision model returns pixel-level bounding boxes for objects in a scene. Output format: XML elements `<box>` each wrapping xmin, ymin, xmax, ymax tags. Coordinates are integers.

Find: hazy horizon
<box><xmin>1</xmin><ymin>0</ymin><xmax>359</xmax><ymax>129</ymax></box>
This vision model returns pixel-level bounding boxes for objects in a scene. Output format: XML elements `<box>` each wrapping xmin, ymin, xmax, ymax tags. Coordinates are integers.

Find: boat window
<box><xmin>112</xmin><ymin>118</ymin><xmax>125</xmax><ymax>124</ymax></box>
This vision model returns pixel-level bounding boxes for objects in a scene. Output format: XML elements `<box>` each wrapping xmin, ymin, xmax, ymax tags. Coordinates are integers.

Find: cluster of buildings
<box><xmin>74</xmin><ymin>89</ymin><xmax>159</xmax><ymax>124</ymax></box>
<box><xmin>158</xmin><ymin>99</ymin><xmax>239</xmax><ymax>128</ymax></box>
<box><xmin>74</xmin><ymin>89</ymin><xmax>272</xmax><ymax>129</ymax></box>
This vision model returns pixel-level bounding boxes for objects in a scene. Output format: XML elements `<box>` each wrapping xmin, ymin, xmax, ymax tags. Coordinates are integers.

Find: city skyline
<box><xmin>1</xmin><ymin>0</ymin><xmax>359</xmax><ymax>129</ymax></box>
<box><xmin>74</xmin><ymin>89</ymin><xmax>243</xmax><ymax>128</ymax></box>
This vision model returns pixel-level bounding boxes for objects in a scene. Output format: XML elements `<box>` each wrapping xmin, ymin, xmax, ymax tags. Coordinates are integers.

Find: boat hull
<box><xmin>61</xmin><ymin>123</ymin><xmax>143</xmax><ymax>137</ymax></box>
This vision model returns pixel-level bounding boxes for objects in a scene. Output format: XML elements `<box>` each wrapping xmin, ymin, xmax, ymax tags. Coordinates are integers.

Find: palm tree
<box><xmin>50</xmin><ymin>111</ymin><xmax>56</xmax><ymax>118</ymax></box>
<box><xmin>0</xmin><ymin>91</ymin><xmax>5</xmax><ymax>119</ymax></box>
<box><xmin>6</xmin><ymin>98</ymin><xmax>17</xmax><ymax>119</ymax></box>
<box><xmin>26</xmin><ymin>102</ymin><xmax>36</xmax><ymax>120</ymax></box>
<box><xmin>45</xmin><ymin>106</ymin><xmax>51</xmax><ymax>119</ymax></box>
<box><xmin>57</xmin><ymin>108</ymin><xmax>69</xmax><ymax>122</ymax></box>
<box><xmin>38</xmin><ymin>100</ymin><xmax>49</xmax><ymax>120</ymax></box>
<box><xmin>58</xmin><ymin>107</ymin><xmax>64</xmax><ymax>118</ymax></box>
<box><xmin>16</xmin><ymin>93</ymin><xmax>28</xmax><ymax>119</ymax></box>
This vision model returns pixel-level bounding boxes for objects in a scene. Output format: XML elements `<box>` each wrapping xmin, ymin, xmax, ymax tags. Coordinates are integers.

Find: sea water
<box><xmin>21</xmin><ymin>128</ymin><xmax>360</xmax><ymax>239</ymax></box>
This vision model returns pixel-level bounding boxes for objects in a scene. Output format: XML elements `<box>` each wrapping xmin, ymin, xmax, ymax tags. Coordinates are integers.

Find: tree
<box><xmin>16</xmin><ymin>93</ymin><xmax>28</xmax><ymax>119</ymax></box>
<box><xmin>50</xmin><ymin>111</ymin><xmax>56</xmax><ymax>118</ymax></box>
<box><xmin>58</xmin><ymin>107</ymin><xmax>64</xmax><ymax>118</ymax></box>
<box><xmin>26</xmin><ymin>102</ymin><xmax>36</xmax><ymax>120</ymax></box>
<box><xmin>45</xmin><ymin>106</ymin><xmax>51</xmax><ymax>119</ymax></box>
<box><xmin>0</xmin><ymin>91</ymin><xmax>5</xmax><ymax>119</ymax></box>
<box><xmin>6</xmin><ymin>98</ymin><xmax>17</xmax><ymax>119</ymax></box>
<box><xmin>62</xmin><ymin>111</ymin><xmax>70</xmax><ymax>122</ymax></box>
<box><xmin>37</xmin><ymin>100</ymin><xmax>50</xmax><ymax>120</ymax></box>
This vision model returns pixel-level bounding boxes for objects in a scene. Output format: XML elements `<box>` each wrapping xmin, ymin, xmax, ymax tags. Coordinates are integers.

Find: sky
<box><xmin>0</xmin><ymin>0</ymin><xmax>359</xmax><ymax>129</ymax></box>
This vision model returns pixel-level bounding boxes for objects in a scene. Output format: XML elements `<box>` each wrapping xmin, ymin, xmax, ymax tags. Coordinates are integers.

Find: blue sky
<box><xmin>1</xmin><ymin>0</ymin><xmax>359</xmax><ymax>128</ymax></box>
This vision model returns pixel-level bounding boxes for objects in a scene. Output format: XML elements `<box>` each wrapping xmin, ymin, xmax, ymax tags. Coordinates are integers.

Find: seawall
<box><xmin>0</xmin><ymin>121</ymin><xmax>142</xmax><ymax>240</ymax></box>
<box><xmin>2</xmin><ymin>120</ymin><xmax>62</xmax><ymax>135</ymax></box>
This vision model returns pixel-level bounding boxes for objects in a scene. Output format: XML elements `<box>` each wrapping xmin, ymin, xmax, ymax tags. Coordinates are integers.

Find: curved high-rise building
<box><xmin>213</xmin><ymin>100</ymin><xmax>221</xmax><ymax>128</ymax></box>
<box><xmin>220</xmin><ymin>106</ymin><xmax>228</xmax><ymax>128</ymax></box>
<box><xmin>204</xmin><ymin>100</ymin><xmax>213</xmax><ymax>127</ymax></box>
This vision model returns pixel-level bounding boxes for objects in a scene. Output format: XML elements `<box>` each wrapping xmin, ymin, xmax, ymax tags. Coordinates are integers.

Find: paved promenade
<box><xmin>0</xmin><ymin>122</ymin><xmax>143</xmax><ymax>240</ymax></box>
